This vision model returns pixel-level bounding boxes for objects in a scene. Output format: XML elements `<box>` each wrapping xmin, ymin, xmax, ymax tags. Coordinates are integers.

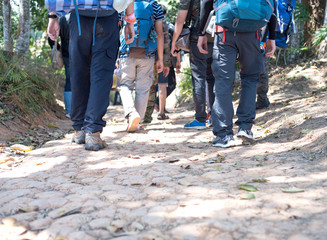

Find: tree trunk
<box><xmin>15</xmin><ymin>0</ymin><xmax>30</xmax><ymax>55</ymax></box>
<box><xmin>303</xmin><ymin>0</ymin><xmax>326</xmax><ymax>43</ymax></box>
<box><xmin>324</xmin><ymin>0</ymin><xmax>327</xmax><ymax>26</ymax></box>
<box><xmin>2</xmin><ymin>0</ymin><xmax>13</xmax><ymax>52</ymax></box>
<box><xmin>318</xmin><ymin>0</ymin><xmax>327</xmax><ymax>58</ymax></box>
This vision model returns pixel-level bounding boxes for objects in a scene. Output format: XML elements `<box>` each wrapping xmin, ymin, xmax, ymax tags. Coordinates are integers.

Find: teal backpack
<box><xmin>120</xmin><ymin>0</ymin><xmax>157</xmax><ymax>56</ymax></box>
<box><xmin>214</xmin><ymin>0</ymin><xmax>275</xmax><ymax>32</ymax></box>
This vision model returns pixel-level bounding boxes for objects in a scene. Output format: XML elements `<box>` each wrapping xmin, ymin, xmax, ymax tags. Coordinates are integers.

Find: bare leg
<box><xmin>158</xmin><ymin>84</ymin><xmax>167</xmax><ymax>115</ymax></box>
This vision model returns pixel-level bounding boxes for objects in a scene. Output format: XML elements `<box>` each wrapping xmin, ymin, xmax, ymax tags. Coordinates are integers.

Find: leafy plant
<box><xmin>177</xmin><ymin>66</ymin><xmax>193</xmax><ymax>103</ymax></box>
<box><xmin>313</xmin><ymin>26</ymin><xmax>327</xmax><ymax>46</ymax></box>
<box><xmin>294</xmin><ymin>3</ymin><xmax>310</xmax><ymax>23</ymax></box>
<box><xmin>0</xmin><ymin>51</ymin><xmax>60</xmax><ymax>117</ymax></box>
<box><xmin>165</xmin><ymin>0</ymin><xmax>179</xmax><ymax>23</ymax></box>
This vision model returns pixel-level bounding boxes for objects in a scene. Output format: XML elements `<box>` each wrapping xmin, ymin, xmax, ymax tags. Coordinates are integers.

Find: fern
<box><xmin>313</xmin><ymin>26</ymin><xmax>327</xmax><ymax>46</ymax></box>
<box><xmin>0</xmin><ymin>51</ymin><xmax>60</xmax><ymax>116</ymax></box>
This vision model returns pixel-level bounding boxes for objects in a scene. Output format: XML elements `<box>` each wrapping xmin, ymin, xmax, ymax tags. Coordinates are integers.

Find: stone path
<box><xmin>1</xmin><ymin>96</ymin><xmax>327</xmax><ymax>239</ymax></box>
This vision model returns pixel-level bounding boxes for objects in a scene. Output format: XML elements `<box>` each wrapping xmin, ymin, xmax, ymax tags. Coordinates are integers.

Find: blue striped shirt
<box><xmin>151</xmin><ymin>1</ymin><xmax>164</xmax><ymax>22</ymax></box>
<box><xmin>45</xmin><ymin>0</ymin><xmax>114</xmax><ymax>16</ymax></box>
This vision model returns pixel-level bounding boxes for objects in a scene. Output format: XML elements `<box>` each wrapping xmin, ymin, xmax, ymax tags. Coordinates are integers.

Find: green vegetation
<box><xmin>177</xmin><ymin>66</ymin><xmax>193</xmax><ymax>103</ymax></box>
<box><xmin>0</xmin><ymin>51</ymin><xmax>60</xmax><ymax>119</ymax></box>
<box><xmin>313</xmin><ymin>26</ymin><xmax>327</xmax><ymax>46</ymax></box>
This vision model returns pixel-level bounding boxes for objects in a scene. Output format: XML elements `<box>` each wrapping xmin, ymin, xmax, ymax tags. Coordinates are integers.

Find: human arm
<box><xmin>124</xmin><ymin>1</ymin><xmax>135</xmax><ymax>44</ymax></box>
<box><xmin>197</xmin><ymin>0</ymin><xmax>213</xmax><ymax>54</ymax></box>
<box><xmin>171</xmin><ymin>10</ymin><xmax>188</xmax><ymax>57</ymax></box>
<box><xmin>155</xmin><ymin>20</ymin><xmax>164</xmax><ymax>73</ymax></box>
<box><xmin>265</xmin><ymin>2</ymin><xmax>277</xmax><ymax>57</ymax></box>
<box><xmin>162</xmin><ymin>21</ymin><xmax>171</xmax><ymax>77</ymax></box>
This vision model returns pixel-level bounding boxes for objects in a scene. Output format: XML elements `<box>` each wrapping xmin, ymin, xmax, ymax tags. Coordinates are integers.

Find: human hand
<box><xmin>47</xmin><ymin>18</ymin><xmax>60</xmax><ymax>41</ymax></box>
<box><xmin>163</xmin><ymin>66</ymin><xmax>170</xmax><ymax>77</ymax></box>
<box><xmin>171</xmin><ymin>43</ymin><xmax>180</xmax><ymax>57</ymax></box>
<box><xmin>156</xmin><ymin>59</ymin><xmax>163</xmax><ymax>73</ymax></box>
<box><xmin>125</xmin><ymin>22</ymin><xmax>135</xmax><ymax>44</ymax></box>
<box><xmin>197</xmin><ymin>35</ymin><xmax>208</xmax><ymax>54</ymax></box>
<box><xmin>265</xmin><ymin>39</ymin><xmax>276</xmax><ymax>57</ymax></box>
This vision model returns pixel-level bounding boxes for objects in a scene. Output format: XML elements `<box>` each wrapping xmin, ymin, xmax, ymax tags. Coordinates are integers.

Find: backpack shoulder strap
<box><xmin>185</xmin><ymin>0</ymin><xmax>195</xmax><ymax>27</ymax></box>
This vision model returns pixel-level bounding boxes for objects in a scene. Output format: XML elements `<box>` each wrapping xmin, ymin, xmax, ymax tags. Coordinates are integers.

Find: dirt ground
<box><xmin>0</xmin><ymin>58</ymin><xmax>327</xmax><ymax>240</ymax></box>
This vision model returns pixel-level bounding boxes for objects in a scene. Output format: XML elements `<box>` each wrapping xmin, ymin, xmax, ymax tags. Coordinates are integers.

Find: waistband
<box><xmin>215</xmin><ymin>25</ymin><xmax>226</xmax><ymax>33</ymax></box>
<box><xmin>72</xmin><ymin>9</ymin><xmax>116</xmax><ymax>18</ymax></box>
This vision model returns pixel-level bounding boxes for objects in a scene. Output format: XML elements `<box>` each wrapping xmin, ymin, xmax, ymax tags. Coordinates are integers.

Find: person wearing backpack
<box><xmin>171</xmin><ymin>0</ymin><xmax>215</xmax><ymax>130</ymax></box>
<box><xmin>143</xmin><ymin>5</ymin><xmax>181</xmax><ymax>123</ymax></box>
<box><xmin>256</xmin><ymin>0</ymin><xmax>297</xmax><ymax>110</ymax></box>
<box><xmin>46</xmin><ymin>1</ymin><xmax>135</xmax><ymax>151</ymax></box>
<box><xmin>197</xmin><ymin>0</ymin><xmax>277</xmax><ymax>148</ymax></box>
<box><xmin>118</xmin><ymin>0</ymin><xmax>164</xmax><ymax>133</ymax></box>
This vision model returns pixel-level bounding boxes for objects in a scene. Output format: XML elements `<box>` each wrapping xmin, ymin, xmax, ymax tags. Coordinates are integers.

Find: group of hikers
<box><xmin>45</xmin><ymin>0</ymin><xmax>295</xmax><ymax>151</ymax></box>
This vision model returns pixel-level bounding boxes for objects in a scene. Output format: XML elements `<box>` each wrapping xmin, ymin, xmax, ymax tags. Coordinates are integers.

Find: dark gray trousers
<box><xmin>211</xmin><ymin>31</ymin><xmax>264</xmax><ymax>137</ymax></box>
<box><xmin>257</xmin><ymin>57</ymin><xmax>270</xmax><ymax>105</ymax></box>
<box><xmin>189</xmin><ymin>41</ymin><xmax>215</xmax><ymax>123</ymax></box>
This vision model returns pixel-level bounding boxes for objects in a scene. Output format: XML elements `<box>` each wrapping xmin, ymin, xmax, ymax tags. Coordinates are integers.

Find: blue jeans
<box><xmin>69</xmin><ymin>12</ymin><xmax>119</xmax><ymax>133</ymax></box>
<box><xmin>211</xmin><ymin>31</ymin><xmax>264</xmax><ymax>137</ymax></box>
<box><xmin>189</xmin><ymin>41</ymin><xmax>215</xmax><ymax>123</ymax></box>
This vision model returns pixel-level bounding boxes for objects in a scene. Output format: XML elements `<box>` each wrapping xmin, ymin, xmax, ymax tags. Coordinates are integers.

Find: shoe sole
<box><xmin>184</xmin><ymin>126</ymin><xmax>206</xmax><ymax>130</ymax></box>
<box><xmin>127</xmin><ymin>116</ymin><xmax>141</xmax><ymax>133</ymax></box>
<box><xmin>85</xmin><ymin>144</ymin><xmax>105</xmax><ymax>151</ymax></box>
<box><xmin>72</xmin><ymin>138</ymin><xmax>85</xmax><ymax>144</ymax></box>
<box><xmin>237</xmin><ymin>134</ymin><xmax>255</xmax><ymax>144</ymax></box>
<box><xmin>212</xmin><ymin>141</ymin><xmax>235</xmax><ymax>148</ymax></box>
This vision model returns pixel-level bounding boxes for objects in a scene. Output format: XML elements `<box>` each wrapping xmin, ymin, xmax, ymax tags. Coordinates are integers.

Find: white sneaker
<box><xmin>236</xmin><ymin>128</ymin><xmax>254</xmax><ymax>141</ymax></box>
<box><xmin>127</xmin><ymin>111</ymin><xmax>140</xmax><ymax>133</ymax></box>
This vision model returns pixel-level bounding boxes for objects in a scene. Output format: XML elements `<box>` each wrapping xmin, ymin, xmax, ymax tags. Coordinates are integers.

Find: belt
<box><xmin>214</xmin><ymin>25</ymin><xmax>260</xmax><ymax>42</ymax></box>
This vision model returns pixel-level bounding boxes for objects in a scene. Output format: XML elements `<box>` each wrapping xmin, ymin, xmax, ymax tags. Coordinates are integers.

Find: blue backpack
<box><xmin>214</xmin><ymin>0</ymin><xmax>275</xmax><ymax>32</ymax></box>
<box><xmin>275</xmin><ymin>0</ymin><xmax>297</xmax><ymax>49</ymax></box>
<box><xmin>120</xmin><ymin>0</ymin><xmax>157</xmax><ymax>56</ymax></box>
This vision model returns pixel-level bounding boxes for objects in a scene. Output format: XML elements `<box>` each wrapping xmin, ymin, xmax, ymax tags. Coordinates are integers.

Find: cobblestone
<box><xmin>0</xmin><ymin>103</ymin><xmax>327</xmax><ymax>239</ymax></box>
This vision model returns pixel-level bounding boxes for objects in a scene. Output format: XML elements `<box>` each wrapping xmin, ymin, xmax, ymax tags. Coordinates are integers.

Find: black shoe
<box><xmin>158</xmin><ymin>113</ymin><xmax>169</xmax><ymax>120</ymax></box>
<box><xmin>256</xmin><ymin>99</ymin><xmax>270</xmax><ymax>110</ymax></box>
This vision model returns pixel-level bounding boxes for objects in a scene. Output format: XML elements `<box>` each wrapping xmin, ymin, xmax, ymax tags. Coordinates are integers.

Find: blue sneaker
<box><xmin>212</xmin><ymin>135</ymin><xmax>235</xmax><ymax>148</ymax></box>
<box><xmin>184</xmin><ymin>119</ymin><xmax>206</xmax><ymax>130</ymax></box>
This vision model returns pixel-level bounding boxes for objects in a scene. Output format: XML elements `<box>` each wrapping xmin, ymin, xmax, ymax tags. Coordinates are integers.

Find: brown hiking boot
<box><xmin>85</xmin><ymin>132</ymin><xmax>106</xmax><ymax>151</ymax></box>
<box><xmin>72</xmin><ymin>130</ymin><xmax>86</xmax><ymax>144</ymax></box>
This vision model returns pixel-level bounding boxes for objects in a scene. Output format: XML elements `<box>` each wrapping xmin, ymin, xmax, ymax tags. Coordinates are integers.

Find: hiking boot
<box><xmin>212</xmin><ymin>135</ymin><xmax>235</xmax><ymax>148</ymax></box>
<box><xmin>72</xmin><ymin>130</ymin><xmax>86</xmax><ymax>144</ymax></box>
<box><xmin>184</xmin><ymin>119</ymin><xmax>206</xmax><ymax>130</ymax></box>
<box><xmin>236</xmin><ymin>128</ymin><xmax>254</xmax><ymax>142</ymax></box>
<box><xmin>127</xmin><ymin>111</ymin><xmax>141</xmax><ymax>133</ymax></box>
<box><xmin>158</xmin><ymin>113</ymin><xmax>169</xmax><ymax>120</ymax></box>
<box><xmin>85</xmin><ymin>132</ymin><xmax>106</xmax><ymax>151</ymax></box>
